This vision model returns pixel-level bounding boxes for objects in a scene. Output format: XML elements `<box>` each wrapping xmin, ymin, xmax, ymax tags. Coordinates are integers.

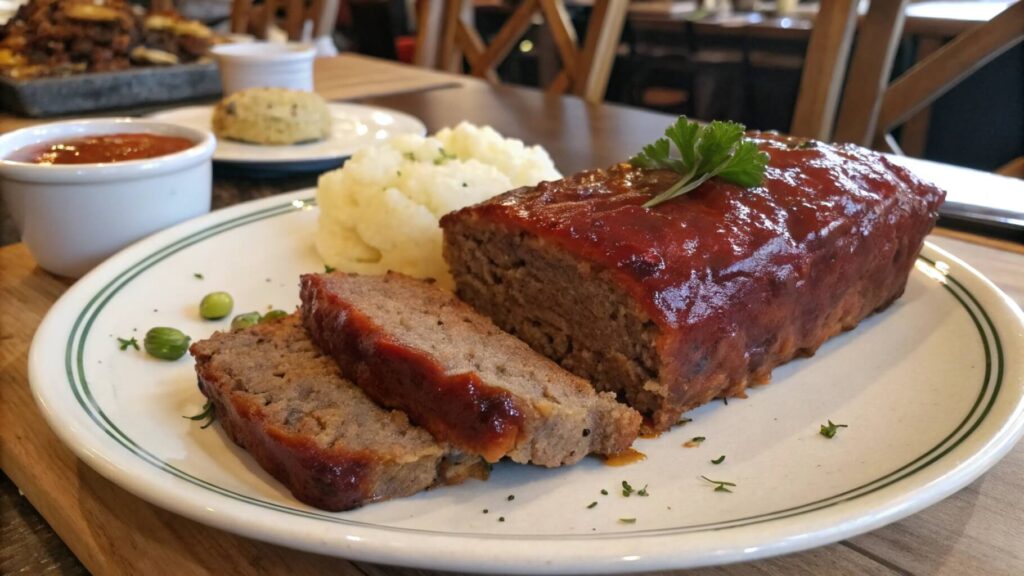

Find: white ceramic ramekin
<box><xmin>211</xmin><ymin>42</ymin><xmax>316</xmax><ymax>94</ymax></box>
<box><xmin>0</xmin><ymin>118</ymin><xmax>215</xmax><ymax>278</ymax></box>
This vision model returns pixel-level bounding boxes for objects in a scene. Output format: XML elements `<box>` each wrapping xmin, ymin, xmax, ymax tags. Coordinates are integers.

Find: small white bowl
<box><xmin>0</xmin><ymin>118</ymin><xmax>215</xmax><ymax>278</ymax></box>
<box><xmin>212</xmin><ymin>42</ymin><xmax>316</xmax><ymax>95</ymax></box>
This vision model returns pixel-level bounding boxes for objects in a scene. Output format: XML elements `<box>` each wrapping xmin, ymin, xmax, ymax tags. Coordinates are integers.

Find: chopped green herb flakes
<box><xmin>117</xmin><ymin>337</ymin><xmax>139</xmax><ymax>351</ymax></box>
<box><xmin>820</xmin><ymin>420</ymin><xmax>848</xmax><ymax>439</ymax></box>
<box><xmin>184</xmin><ymin>400</ymin><xmax>216</xmax><ymax>429</ymax></box>
<box><xmin>700</xmin><ymin>475</ymin><xmax>736</xmax><ymax>493</ymax></box>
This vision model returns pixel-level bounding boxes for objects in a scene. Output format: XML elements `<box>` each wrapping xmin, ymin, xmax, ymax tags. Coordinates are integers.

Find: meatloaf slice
<box><xmin>190</xmin><ymin>314</ymin><xmax>486</xmax><ymax>512</ymax></box>
<box><xmin>441</xmin><ymin>134</ymin><xmax>946</xmax><ymax>432</ymax></box>
<box><xmin>300</xmin><ymin>272</ymin><xmax>642</xmax><ymax>466</ymax></box>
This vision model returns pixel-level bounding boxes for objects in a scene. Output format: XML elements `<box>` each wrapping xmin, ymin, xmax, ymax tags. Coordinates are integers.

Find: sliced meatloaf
<box><xmin>441</xmin><ymin>133</ymin><xmax>946</xmax><ymax>432</ymax></box>
<box><xmin>300</xmin><ymin>272</ymin><xmax>642</xmax><ymax>466</ymax></box>
<box><xmin>190</xmin><ymin>314</ymin><xmax>487</xmax><ymax>512</ymax></box>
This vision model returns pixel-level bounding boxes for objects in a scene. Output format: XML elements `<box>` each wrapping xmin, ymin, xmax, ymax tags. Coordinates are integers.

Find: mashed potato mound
<box><xmin>316</xmin><ymin>122</ymin><xmax>560</xmax><ymax>289</ymax></box>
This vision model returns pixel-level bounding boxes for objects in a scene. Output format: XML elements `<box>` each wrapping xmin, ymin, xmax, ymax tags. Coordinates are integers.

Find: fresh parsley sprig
<box><xmin>630</xmin><ymin>117</ymin><xmax>769</xmax><ymax>208</ymax></box>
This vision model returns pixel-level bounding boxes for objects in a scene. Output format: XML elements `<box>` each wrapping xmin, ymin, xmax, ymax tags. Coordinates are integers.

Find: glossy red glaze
<box><xmin>456</xmin><ymin>134</ymin><xmax>944</xmax><ymax>332</ymax></box>
<box><xmin>300</xmin><ymin>274</ymin><xmax>525</xmax><ymax>462</ymax></box>
<box><xmin>194</xmin><ymin>358</ymin><xmax>376</xmax><ymax>511</ymax></box>
<box><xmin>9</xmin><ymin>132</ymin><xmax>194</xmax><ymax>164</ymax></box>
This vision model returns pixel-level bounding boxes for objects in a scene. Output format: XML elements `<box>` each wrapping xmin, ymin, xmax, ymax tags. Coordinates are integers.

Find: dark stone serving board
<box><xmin>0</xmin><ymin>62</ymin><xmax>222</xmax><ymax>117</ymax></box>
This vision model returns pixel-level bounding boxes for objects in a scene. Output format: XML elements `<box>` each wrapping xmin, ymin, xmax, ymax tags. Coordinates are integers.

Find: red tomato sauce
<box><xmin>8</xmin><ymin>133</ymin><xmax>195</xmax><ymax>164</ymax></box>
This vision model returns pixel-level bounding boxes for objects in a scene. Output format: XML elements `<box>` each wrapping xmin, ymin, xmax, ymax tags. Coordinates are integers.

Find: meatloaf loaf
<box><xmin>441</xmin><ymin>133</ymin><xmax>946</xmax><ymax>432</ymax></box>
<box><xmin>190</xmin><ymin>314</ymin><xmax>486</xmax><ymax>511</ymax></box>
<box><xmin>300</xmin><ymin>272</ymin><xmax>642</xmax><ymax>466</ymax></box>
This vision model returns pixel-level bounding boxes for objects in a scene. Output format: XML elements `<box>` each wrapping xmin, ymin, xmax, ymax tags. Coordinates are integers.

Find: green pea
<box><xmin>144</xmin><ymin>327</ymin><xmax>190</xmax><ymax>361</ymax></box>
<box><xmin>261</xmin><ymin>309</ymin><xmax>288</xmax><ymax>323</ymax></box>
<box><xmin>199</xmin><ymin>291</ymin><xmax>233</xmax><ymax>320</ymax></box>
<box><xmin>230</xmin><ymin>311</ymin><xmax>262</xmax><ymax>331</ymax></box>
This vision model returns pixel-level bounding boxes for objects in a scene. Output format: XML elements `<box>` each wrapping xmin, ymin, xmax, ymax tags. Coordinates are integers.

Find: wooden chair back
<box><xmin>231</xmin><ymin>0</ymin><xmax>340</xmax><ymax>41</ymax></box>
<box><xmin>415</xmin><ymin>0</ymin><xmax>628</xmax><ymax>103</ymax></box>
<box><xmin>791</xmin><ymin>0</ymin><xmax>1024</xmax><ymax>151</ymax></box>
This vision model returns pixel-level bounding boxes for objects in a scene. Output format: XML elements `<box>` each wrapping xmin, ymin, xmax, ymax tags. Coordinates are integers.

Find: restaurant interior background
<box><xmin>118</xmin><ymin>0</ymin><xmax>1023</xmax><ymax>174</ymax></box>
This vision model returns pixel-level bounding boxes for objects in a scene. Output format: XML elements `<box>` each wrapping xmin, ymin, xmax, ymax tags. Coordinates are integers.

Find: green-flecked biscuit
<box><xmin>212</xmin><ymin>87</ymin><xmax>332</xmax><ymax>145</ymax></box>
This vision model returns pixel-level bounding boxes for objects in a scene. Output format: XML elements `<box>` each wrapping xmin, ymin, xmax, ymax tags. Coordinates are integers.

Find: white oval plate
<box><xmin>147</xmin><ymin>103</ymin><xmax>425</xmax><ymax>168</ymax></box>
<box><xmin>29</xmin><ymin>190</ymin><xmax>1024</xmax><ymax>574</ymax></box>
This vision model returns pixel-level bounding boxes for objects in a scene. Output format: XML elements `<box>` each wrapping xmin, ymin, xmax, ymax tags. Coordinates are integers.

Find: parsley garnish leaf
<box><xmin>718</xmin><ymin>139</ymin><xmax>770</xmax><ymax>187</ymax></box>
<box><xmin>820</xmin><ymin>420</ymin><xmax>848</xmax><ymax>439</ymax></box>
<box><xmin>630</xmin><ymin>116</ymin><xmax>769</xmax><ymax>208</ymax></box>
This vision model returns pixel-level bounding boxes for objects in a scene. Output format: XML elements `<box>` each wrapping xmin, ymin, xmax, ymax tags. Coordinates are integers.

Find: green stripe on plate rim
<box><xmin>62</xmin><ymin>197</ymin><xmax>1004</xmax><ymax>540</ymax></box>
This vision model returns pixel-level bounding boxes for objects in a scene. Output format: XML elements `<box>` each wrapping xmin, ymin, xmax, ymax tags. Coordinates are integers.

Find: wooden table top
<box><xmin>2</xmin><ymin>60</ymin><xmax>1023</xmax><ymax>576</ymax></box>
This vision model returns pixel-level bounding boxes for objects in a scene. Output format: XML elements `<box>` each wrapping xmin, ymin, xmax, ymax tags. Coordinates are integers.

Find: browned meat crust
<box><xmin>441</xmin><ymin>134</ymin><xmax>946</xmax><ymax>432</ymax></box>
<box><xmin>190</xmin><ymin>314</ymin><xmax>486</xmax><ymax>511</ymax></box>
<box><xmin>299</xmin><ymin>272</ymin><xmax>641</xmax><ymax>466</ymax></box>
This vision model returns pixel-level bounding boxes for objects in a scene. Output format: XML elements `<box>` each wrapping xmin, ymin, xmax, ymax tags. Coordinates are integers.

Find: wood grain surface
<box><xmin>313</xmin><ymin>53</ymin><xmax>472</xmax><ymax>102</ymax></box>
<box><xmin>2</xmin><ymin>75</ymin><xmax>1023</xmax><ymax>576</ymax></box>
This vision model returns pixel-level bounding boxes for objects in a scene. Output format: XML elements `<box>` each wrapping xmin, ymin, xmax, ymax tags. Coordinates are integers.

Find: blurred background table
<box><xmin>455</xmin><ymin>0</ymin><xmax>1021</xmax><ymax>172</ymax></box>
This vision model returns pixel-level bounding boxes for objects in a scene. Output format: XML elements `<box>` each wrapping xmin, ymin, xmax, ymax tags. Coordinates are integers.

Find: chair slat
<box><xmin>876</xmin><ymin>1</ymin><xmax>1024</xmax><ymax>135</ymax></box>
<box><xmin>415</xmin><ymin>0</ymin><xmax>446</xmax><ymax>67</ymax></box>
<box><xmin>439</xmin><ymin>0</ymin><xmax>464</xmax><ymax>71</ymax></box>
<box><xmin>832</xmin><ymin>0</ymin><xmax>910</xmax><ymax>146</ymax></box>
<box><xmin>573</xmin><ymin>0</ymin><xmax>628</xmax><ymax>102</ymax></box>
<box><xmin>537</xmin><ymin>0</ymin><xmax>579</xmax><ymax>82</ymax></box>
<box><xmin>284</xmin><ymin>0</ymin><xmax>306</xmax><ymax>40</ymax></box>
<box><xmin>471</xmin><ymin>0</ymin><xmax>539</xmax><ymax>77</ymax></box>
<box><xmin>231</xmin><ymin>0</ymin><xmax>254</xmax><ymax>34</ymax></box>
<box><xmin>423</xmin><ymin>0</ymin><xmax>624</xmax><ymax>103</ymax></box>
<box><xmin>789</xmin><ymin>0</ymin><xmax>858</xmax><ymax>140</ymax></box>
<box><xmin>456</xmin><ymin>20</ymin><xmax>497</xmax><ymax>81</ymax></box>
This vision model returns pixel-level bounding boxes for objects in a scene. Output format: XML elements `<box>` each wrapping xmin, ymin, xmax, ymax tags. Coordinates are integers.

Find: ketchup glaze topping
<box><xmin>455</xmin><ymin>133</ymin><xmax>946</xmax><ymax>330</ymax></box>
